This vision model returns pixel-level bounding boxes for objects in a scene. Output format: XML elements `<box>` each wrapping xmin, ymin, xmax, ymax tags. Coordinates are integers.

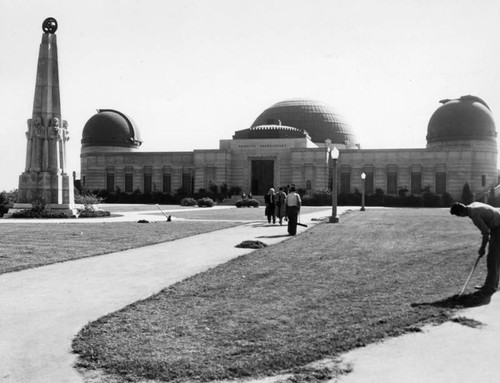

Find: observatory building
<box><xmin>80</xmin><ymin>96</ymin><xmax>498</xmax><ymax>200</ymax></box>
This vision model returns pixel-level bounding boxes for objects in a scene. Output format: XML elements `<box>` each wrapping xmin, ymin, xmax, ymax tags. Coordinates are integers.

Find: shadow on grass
<box><xmin>411</xmin><ymin>291</ymin><xmax>492</xmax><ymax>309</ymax></box>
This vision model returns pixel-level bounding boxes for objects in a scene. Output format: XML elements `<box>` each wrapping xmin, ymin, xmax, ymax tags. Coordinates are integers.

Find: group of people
<box><xmin>264</xmin><ymin>185</ymin><xmax>302</xmax><ymax>236</ymax></box>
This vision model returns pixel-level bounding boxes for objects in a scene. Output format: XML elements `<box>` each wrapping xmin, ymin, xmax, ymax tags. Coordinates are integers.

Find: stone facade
<box><xmin>80</xmin><ymin>98</ymin><xmax>499</xmax><ymax>201</ymax></box>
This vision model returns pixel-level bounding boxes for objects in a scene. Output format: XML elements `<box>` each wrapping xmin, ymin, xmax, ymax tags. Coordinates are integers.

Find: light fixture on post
<box><xmin>361</xmin><ymin>172</ymin><xmax>366</xmax><ymax>211</ymax></box>
<box><xmin>329</xmin><ymin>146</ymin><xmax>340</xmax><ymax>223</ymax></box>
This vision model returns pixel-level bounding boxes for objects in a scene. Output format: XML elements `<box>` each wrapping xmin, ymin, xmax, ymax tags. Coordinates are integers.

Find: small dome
<box><xmin>427</xmin><ymin>96</ymin><xmax>496</xmax><ymax>145</ymax></box>
<box><xmin>249</xmin><ymin>99</ymin><xmax>358</xmax><ymax>146</ymax></box>
<box><xmin>81</xmin><ymin>109</ymin><xmax>142</xmax><ymax>148</ymax></box>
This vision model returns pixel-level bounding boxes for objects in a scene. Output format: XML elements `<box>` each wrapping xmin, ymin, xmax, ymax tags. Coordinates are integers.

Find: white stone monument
<box><xmin>10</xmin><ymin>18</ymin><xmax>75</xmax><ymax>215</ymax></box>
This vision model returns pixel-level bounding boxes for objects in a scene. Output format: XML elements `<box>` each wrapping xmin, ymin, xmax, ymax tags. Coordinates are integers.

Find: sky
<box><xmin>1</xmin><ymin>0</ymin><xmax>500</xmax><ymax>191</ymax></box>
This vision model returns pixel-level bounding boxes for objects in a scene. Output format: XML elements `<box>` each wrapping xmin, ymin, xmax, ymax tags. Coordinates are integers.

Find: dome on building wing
<box><xmin>81</xmin><ymin>109</ymin><xmax>142</xmax><ymax>148</ymax></box>
<box><xmin>426</xmin><ymin>95</ymin><xmax>496</xmax><ymax>146</ymax></box>
<box><xmin>249</xmin><ymin>99</ymin><xmax>358</xmax><ymax>147</ymax></box>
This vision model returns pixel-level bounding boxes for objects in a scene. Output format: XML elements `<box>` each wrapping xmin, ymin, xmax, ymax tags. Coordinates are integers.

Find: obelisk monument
<box><xmin>14</xmin><ymin>17</ymin><xmax>75</xmax><ymax>213</ymax></box>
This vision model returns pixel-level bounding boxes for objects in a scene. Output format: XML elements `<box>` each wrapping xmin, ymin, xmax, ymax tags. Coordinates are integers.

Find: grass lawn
<box><xmin>0</xmin><ymin>206</ymin><xmax>326</xmax><ymax>274</ymax></box>
<box><xmin>0</xmin><ymin>220</ymin><xmax>239</xmax><ymax>274</ymax></box>
<box><xmin>72</xmin><ymin>208</ymin><xmax>488</xmax><ymax>383</ymax></box>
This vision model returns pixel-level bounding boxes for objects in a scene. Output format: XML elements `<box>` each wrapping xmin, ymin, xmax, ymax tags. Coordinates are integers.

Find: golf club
<box><xmin>459</xmin><ymin>254</ymin><xmax>483</xmax><ymax>296</ymax></box>
<box><xmin>155</xmin><ymin>204</ymin><xmax>171</xmax><ymax>221</ymax></box>
<box><xmin>297</xmin><ymin>214</ymin><xmax>308</xmax><ymax>228</ymax></box>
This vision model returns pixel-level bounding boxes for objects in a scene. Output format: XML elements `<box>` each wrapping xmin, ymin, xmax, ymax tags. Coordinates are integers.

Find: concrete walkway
<box><xmin>0</xmin><ymin>207</ymin><xmax>334</xmax><ymax>383</ymax></box>
<box><xmin>335</xmin><ymin>293</ymin><xmax>500</xmax><ymax>383</ymax></box>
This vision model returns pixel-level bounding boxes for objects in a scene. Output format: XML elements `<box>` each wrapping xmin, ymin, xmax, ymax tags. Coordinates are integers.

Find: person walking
<box><xmin>450</xmin><ymin>201</ymin><xmax>500</xmax><ymax>295</ymax></box>
<box><xmin>275</xmin><ymin>187</ymin><xmax>287</xmax><ymax>225</ymax></box>
<box><xmin>285</xmin><ymin>185</ymin><xmax>301</xmax><ymax>235</ymax></box>
<box><xmin>264</xmin><ymin>188</ymin><xmax>276</xmax><ymax>224</ymax></box>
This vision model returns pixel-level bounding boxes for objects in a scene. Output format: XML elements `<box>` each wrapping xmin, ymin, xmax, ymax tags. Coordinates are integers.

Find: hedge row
<box><xmin>302</xmin><ymin>189</ymin><xmax>454</xmax><ymax>208</ymax></box>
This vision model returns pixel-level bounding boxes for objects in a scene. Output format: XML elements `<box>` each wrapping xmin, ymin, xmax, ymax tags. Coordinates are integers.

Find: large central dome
<box><xmin>248</xmin><ymin>99</ymin><xmax>358</xmax><ymax>147</ymax></box>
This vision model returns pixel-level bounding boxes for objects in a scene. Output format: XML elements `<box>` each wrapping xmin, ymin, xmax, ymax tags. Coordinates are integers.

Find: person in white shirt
<box><xmin>285</xmin><ymin>185</ymin><xmax>301</xmax><ymax>235</ymax></box>
<box><xmin>450</xmin><ymin>201</ymin><xmax>500</xmax><ymax>295</ymax></box>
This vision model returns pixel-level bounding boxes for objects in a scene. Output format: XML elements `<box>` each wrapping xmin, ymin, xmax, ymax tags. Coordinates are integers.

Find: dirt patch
<box><xmin>236</xmin><ymin>240</ymin><xmax>268</xmax><ymax>249</ymax></box>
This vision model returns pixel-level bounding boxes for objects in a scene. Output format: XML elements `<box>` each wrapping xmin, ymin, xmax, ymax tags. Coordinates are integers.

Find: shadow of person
<box><xmin>256</xmin><ymin>234</ymin><xmax>291</xmax><ymax>239</ymax></box>
<box><xmin>247</xmin><ymin>223</ymin><xmax>277</xmax><ymax>228</ymax></box>
<box><xmin>411</xmin><ymin>291</ymin><xmax>492</xmax><ymax>309</ymax></box>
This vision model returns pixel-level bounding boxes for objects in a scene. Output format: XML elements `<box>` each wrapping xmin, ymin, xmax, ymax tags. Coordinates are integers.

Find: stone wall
<box><xmin>80</xmin><ymin>138</ymin><xmax>497</xmax><ymax>201</ymax></box>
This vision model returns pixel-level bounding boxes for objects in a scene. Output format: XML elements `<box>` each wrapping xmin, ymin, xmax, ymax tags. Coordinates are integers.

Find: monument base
<box><xmin>17</xmin><ymin>171</ymin><xmax>75</xmax><ymax>206</ymax></box>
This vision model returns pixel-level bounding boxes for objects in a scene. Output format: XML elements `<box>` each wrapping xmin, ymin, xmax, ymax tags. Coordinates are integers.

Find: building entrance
<box><xmin>251</xmin><ymin>160</ymin><xmax>274</xmax><ymax>195</ymax></box>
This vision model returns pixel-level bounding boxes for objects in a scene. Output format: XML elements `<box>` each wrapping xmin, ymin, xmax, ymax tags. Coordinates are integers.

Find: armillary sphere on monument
<box><xmin>42</xmin><ymin>17</ymin><xmax>58</xmax><ymax>34</ymax></box>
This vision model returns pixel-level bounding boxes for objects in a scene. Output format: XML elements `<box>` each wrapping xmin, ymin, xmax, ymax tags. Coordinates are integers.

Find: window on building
<box><xmin>144</xmin><ymin>167</ymin><xmax>152</xmax><ymax>194</ymax></box>
<box><xmin>387</xmin><ymin>172</ymin><xmax>397</xmax><ymax>195</ymax></box>
<box><xmin>411</xmin><ymin>173</ymin><xmax>422</xmax><ymax>194</ymax></box>
<box><xmin>182</xmin><ymin>171</ymin><xmax>193</xmax><ymax>194</ymax></box>
<box><xmin>163</xmin><ymin>174</ymin><xmax>171</xmax><ymax>193</ymax></box>
<box><xmin>82</xmin><ymin>176</ymin><xmax>86</xmax><ymax>186</ymax></box>
<box><xmin>106</xmin><ymin>167</ymin><xmax>114</xmax><ymax>192</ymax></box>
<box><xmin>125</xmin><ymin>166</ymin><xmax>133</xmax><ymax>192</ymax></box>
<box><xmin>340</xmin><ymin>172</ymin><xmax>351</xmax><ymax>194</ymax></box>
<box><xmin>482</xmin><ymin>175</ymin><xmax>486</xmax><ymax>187</ymax></box>
<box><xmin>365</xmin><ymin>173</ymin><xmax>374</xmax><ymax>195</ymax></box>
<box><xmin>106</xmin><ymin>174</ymin><xmax>114</xmax><ymax>192</ymax></box>
<box><xmin>436</xmin><ymin>173</ymin><xmax>446</xmax><ymax>194</ymax></box>
<box><xmin>306</xmin><ymin>180</ymin><xmax>312</xmax><ymax>190</ymax></box>
<box><xmin>206</xmin><ymin>166</ymin><xmax>216</xmax><ymax>189</ymax></box>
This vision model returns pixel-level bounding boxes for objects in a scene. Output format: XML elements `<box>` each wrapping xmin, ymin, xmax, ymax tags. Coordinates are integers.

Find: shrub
<box><xmin>367</xmin><ymin>188</ymin><xmax>385</xmax><ymax>206</ymax></box>
<box><xmin>421</xmin><ymin>189</ymin><xmax>442</xmax><ymax>207</ymax></box>
<box><xmin>181</xmin><ymin>197</ymin><xmax>197</xmax><ymax>206</ymax></box>
<box><xmin>235</xmin><ymin>198</ymin><xmax>260</xmax><ymax>208</ymax></box>
<box><xmin>302</xmin><ymin>189</ymin><xmax>331</xmax><ymax>206</ymax></box>
<box><xmin>402</xmin><ymin>194</ymin><xmax>424</xmax><ymax>207</ymax></box>
<box><xmin>11</xmin><ymin>195</ymin><xmax>47</xmax><ymax>218</ymax></box>
<box><xmin>442</xmin><ymin>192</ymin><xmax>454</xmax><ymax>207</ymax></box>
<box><xmin>462</xmin><ymin>183</ymin><xmax>474</xmax><ymax>204</ymax></box>
<box><xmin>78</xmin><ymin>209</ymin><xmax>111</xmax><ymax>218</ymax></box>
<box><xmin>0</xmin><ymin>191</ymin><xmax>12</xmax><ymax>217</ymax></box>
<box><xmin>197</xmin><ymin>197</ymin><xmax>215</xmax><ymax>207</ymax></box>
<box><xmin>75</xmin><ymin>192</ymin><xmax>104</xmax><ymax>209</ymax></box>
<box><xmin>338</xmin><ymin>189</ymin><xmax>361</xmax><ymax>206</ymax></box>
<box><xmin>228</xmin><ymin>186</ymin><xmax>242</xmax><ymax>198</ymax></box>
<box><xmin>307</xmin><ymin>187</ymin><xmax>450</xmax><ymax>208</ymax></box>
<box><xmin>12</xmin><ymin>208</ymin><xmax>74</xmax><ymax>219</ymax></box>
<box><xmin>76</xmin><ymin>192</ymin><xmax>110</xmax><ymax>217</ymax></box>
<box><xmin>220</xmin><ymin>183</ymin><xmax>229</xmax><ymax>198</ymax></box>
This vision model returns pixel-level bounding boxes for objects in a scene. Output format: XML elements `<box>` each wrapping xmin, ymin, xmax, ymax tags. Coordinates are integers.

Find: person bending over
<box><xmin>450</xmin><ymin>201</ymin><xmax>500</xmax><ymax>295</ymax></box>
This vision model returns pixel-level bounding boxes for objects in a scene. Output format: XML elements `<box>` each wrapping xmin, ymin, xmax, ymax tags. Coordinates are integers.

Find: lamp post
<box><xmin>329</xmin><ymin>146</ymin><xmax>340</xmax><ymax>223</ymax></box>
<box><xmin>361</xmin><ymin>172</ymin><xmax>366</xmax><ymax>211</ymax></box>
